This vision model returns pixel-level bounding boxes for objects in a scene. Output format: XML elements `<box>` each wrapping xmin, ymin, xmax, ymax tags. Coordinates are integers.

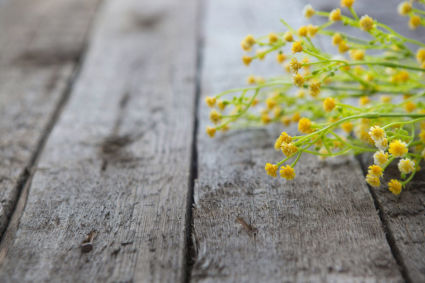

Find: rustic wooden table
<box><xmin>0</xmin><ymin>0</ymin><xmax>424</xmax><ymax>282</ymax></box>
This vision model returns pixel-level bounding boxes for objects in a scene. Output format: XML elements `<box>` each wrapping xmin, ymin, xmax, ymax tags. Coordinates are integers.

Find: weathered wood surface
<box><xmin>0</xmin><ymin>0</ymin><xmax>424</xmax><ymax>282</ymax></box>
<box><xmin>309</xmin><ymin>0</ymin><xmax>425</xmax><ymax>281</ymax></box>
<box><xmin>0</xmin><ymin>0</ymin><xmax>199</xmax><ymax>281</ymax></box>
<box><xmin>191</xmin><ymin>0</ymin><xmax>408</xmax><ymax>282</ymax></box>
<box><xmin>0</xmin><ymin>0</ymin><xmax>101</xmax><ymax>236</ymax></box>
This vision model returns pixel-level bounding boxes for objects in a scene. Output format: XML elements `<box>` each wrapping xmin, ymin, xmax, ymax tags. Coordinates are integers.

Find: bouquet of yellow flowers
<box><xmin>205</xmin><ymin>0</ymin><xmax>425</xmax><ymax>195</ymax></box>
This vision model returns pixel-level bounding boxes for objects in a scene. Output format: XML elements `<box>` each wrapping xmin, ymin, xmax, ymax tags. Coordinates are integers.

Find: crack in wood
<box><xmin>183</xmin><ymin>1</ymin><xmax>205</xmax><ymax>282</ymax></box>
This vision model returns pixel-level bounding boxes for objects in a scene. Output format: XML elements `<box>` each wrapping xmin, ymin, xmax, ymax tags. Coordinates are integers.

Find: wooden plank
<box><xmin>0</xmin><ymin>0</ymin><xmax>199</xmax><ymax>281</ymax></box>
<box><xmin>0</xmin><ymin>0</ymin><xmax>101</xmax><ymax>236</ymax></box>
<box><xmin>308</xmin><ymin>0</ymin><xmax>425</xmax><ymax>281</ymax></box>
<box><xmin>191</xmin><ymin>0</ymin><xmax>404</xmax><ymax>281</ymax></box>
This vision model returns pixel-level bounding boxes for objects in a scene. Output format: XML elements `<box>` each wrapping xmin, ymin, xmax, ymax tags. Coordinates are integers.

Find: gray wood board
<box><xmin>192</xmin><ymin>0</ymin><xmax>403</xmax><ymax>282</ymax></box>
<box><xmin>0</xmin><ymin>0</ymin><xmax>101</xmax><ymax>236</ymax></box>
<box><xmin>0</xmin><ymin>0</ymin><xmax>199</xmax><ymax>281</ymax></box>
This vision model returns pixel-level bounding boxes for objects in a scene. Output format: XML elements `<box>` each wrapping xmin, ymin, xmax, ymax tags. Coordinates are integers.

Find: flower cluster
<box><xmin>398</xmin><ymin>1</ymin><xmax>425</xmax><ymax>29</ymax></box>
<box><xmin>205</xmin><ymin>0</ymin><xmax>425</xmax><ymax>195</ymax></box>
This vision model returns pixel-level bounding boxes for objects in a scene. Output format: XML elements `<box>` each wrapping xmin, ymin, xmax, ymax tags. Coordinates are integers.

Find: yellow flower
<box><xmin>380</xmin><ymin>95</ymin><xmax>392</xmax><ymax>103</ymax></box>
<box><xmin>279</xmin><ymin>132</ymin><xmax>293</xmax><ymax>143</ymax></box>
<box><xmin>307</xmin><ymin>25</ymin><xmax>319</xmax><ymax>37</ymax></box>
<box><xmin>284</xmin><ymin>31</ymin><xmax>293</xmax><ymax>42</ymax></box>
<box><xmin>292</xmin><ymin>112</ymin><xmax>301</xmax><ymax>122</ymax></box>
<box><xmin>284</xmin><ymin>63</ymin><xmax>291</xmax><ymax>73</ymax></box>
<box><xmin>373</xmin><ymin>150</ymin><xmax>389</xmax><ymax>166</ymax></box>
<box><xmin>323</xmin><ymin>97</ymin><xmax>336</xmax><ymax>112</ymax></box>
<box><xmin>281</xmin><ymin>142</ymin><xmax>298</xmax><ymax>157</ymax></box>
<box><xmin>403</xmin><ymin>94</ymin><xmax>412</xmax><ymax>100</ymax></box>
<box><xmin>332</xmin><ymin>33</ymin><xmax>343</xmax><ymax>45</ymax></box>
<box><xmin>206</xmin><ymin>126</ymin><xmax>216</xmax><ymax>137</ymax></box>
<box><xmin>309</xmin><ymin>81</ymin><xmax>321</xmax><ymax>97</ymax></box>
<box><xmin>298</xmin><ymin>26</ymin><xmax>308</xmax><ymax>37</ymax></box>
<box><xmin>417</xmin><ymin>48</ymin><xmax>425</xmax><ymax>64</ymax></box>
<box><xmin>329</xmin><ymin>8</ymin><xmax>342</xmax><ymax>21</ymax></box>
<box><xmin>398</xmin><ymin>158</ymin><xmax>415</xmax><ymax>174</ymax></box>
<box><xmin>376</xmin><ymin>138</ymin><xmax>388</xmax><ymax>151</ymax></box>
<box><xmin>338</xmin><ymin>41</ymin><xmax>350</xmax><ymax>53</ymax></box>
<box><xmin>256</xmin><ymin>50</ymin><xmax>266</xmax><ymax>60</ymax></box>
<box><xmin>209</xmin><ymin>109</ymin><xmax>221</xmax><ymax>124</ymax></box>
<box><xmin>368</xmin><ymin>165</ymin><xmax>383</xmax><ymax>177</ymax></box>
<box><xmin>292</xmin><ymin>41</ymin><xmax>303</xmax><ymax>53</ymax></box>
<box><xmin>289</xmin><ymin>58</ymin><xmax>301</xmax><ymax>73</ymax></box>
<box><xmin>298</xmin><ymin>117</ymin><xmax>312</xmax><ymax>133</ymax></box>
<box><xmin>265</xmin><ymin>163</ymin><xmax>278</xmax><ymax>177</ymax></box>
<box><xmin>242</xmin><ymin>55</ymin><xmax>252</xmax><ymax>66</ymax></box>
<box><xmin>341</xmin><ymin>122</ymin><xmax>353</xmax><ymax>133</ymax></box>
<box><xmin>349</xmin><ymin>49</ymin><xmax>365</xmax><ymax>61</ymax></box>
<box><xmin>247</xmin><ymin>75</ymin><xmax>256</xmax><ymax>84</ymax></box>
<box><xmin>341</xmin><ymin>0</ymin><xmax>355</xmax><ymax>8</ymax></box>
<box><xmin>366</xmin><ymin>174</ymin><xmax>381</xmax><ymax>188</ymax></box>
<box><xmin>281</xmin><ymin>116</ymin><xmax>291</xmax><ymax>126</ymax></box>
<box><xmin>244</xmin><ymin>34</ymin><xmax>256</xmax><ymax>46</ymax></box>
<box><xmin>268</xmin><ymin>32</ymin><xmax>279</xmax><ymax>43</ymax></box>
<box><xmin>318</xmin><ymin>147</ymin><xmax>330</xmax><ymax>160</ymax></box>
<box><xmin>301</xmin><ymin>57</ymin><xmax>310</xmax><ymax>71</ymax></box>
<box><xmin>261</xmin><ymin>113</ymin><xmax>271</xmax><ymax>124</ymax></box>
<box><xmin>205</xmin><ymin>96</ymin><xmax>216</xmax><ymax>107</ymax></box>
<box><xmin>303</xmin><ymin>4</ymin><xmax>315</xmax><ymax>18</ymax></box>
<box><xmin>359</xmin><ymin>96</ymin><xmax>370</xmax><ymax>106</ymax></box>
<box><xmin>241</xmin><ymin>34</ymin><xmax>256</xmax><ymax>51</ymax></box>
<box><xmin>273</xmin><ymin>106</ymin><xmax>282</xmax><ymax>117</ymax></box>
<box><xmin>369</xmin><ymin>126</ymin><xmax>386</xmax><ymax>142</ymax></box>
<box><xmin>276</xmin><ymin>52</ymin><xmax>286</xmax><ymax>63</ymax></box>
<box><xmin>404</xmin><ymin>101</ymin><xmax>416</xmax><ymax>113</ymax></box>
<box><xmin>280</xmin><ymin>165</ymin><xmax>296</xmax><ymax>180</ymax></box>
<box><xmin>398</xmin><ymin>2</ymin><xmax>412</xmax><ymax>16</ymax></box>
<box><xmin>391</xmin><ymin>70</ymin><xmax>410</xmax><ymax>83</ymax></box>
<box><xmin>359</xmin><ymin>15</ymin><xmax>374</xmax><ymax>31</ymax></box>
<box><xmin>419</xmin><ymin>130</ymin><xmax>425</xmax><ymax>143</ymax></box>
<box><xmin>409</xmin><ymin>15</ymin><xmax>421</xmax><ymax>30</ymax></box>
<box><xmin>355</xmin><ymin>123</ymin><xmax>373</xmax><ymax>144</ymax></box>
<box><xmin>293</xmin><ymin>73</ymin><xmax>305</xmax><ymax>87</ymax></box>
<box><xmin>266</xmin><ymin>97</ymin><xmax>277</xmax><ymax>109</ymax></box>
<box><xmin>389</xmin><ymin>139</ymin><xmax>408</xmax><ymax>157</ymax></box>
<box><xmin>217</xmin><ymin>100</ymin><xmax>226</xmax><ymax>110</ymax></box>
<box><xmin>388</xmin><ymin>179</ymin><xmax>402</xmax><ymax>195</ymax></box>
<box><xmin>241</xmin><ymin>41</ymin><xmax>251</xmax><ymax>51</ymax></box>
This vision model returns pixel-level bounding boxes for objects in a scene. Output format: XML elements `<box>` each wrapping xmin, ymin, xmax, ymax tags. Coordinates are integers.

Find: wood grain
<box><xmin>0</xmin><ymin>0</ymin><xmax>199</xmax><ymax>281</ymax></box>
<box><xmin>0</xmin><ymin>0</ymin><xmax>101</xmax><ymax>237</ymax></box>
<box><xmin>191</xmin><ymin>0</ymin><xmax>404</xmax><ymax>281</ymax></box>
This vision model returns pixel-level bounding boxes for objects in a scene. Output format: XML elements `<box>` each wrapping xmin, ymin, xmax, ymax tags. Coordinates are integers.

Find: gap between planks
<box><xmin>183</xmin><ymin>0</ymin><xmax>206</xmax><ymax>282</ymax></box>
